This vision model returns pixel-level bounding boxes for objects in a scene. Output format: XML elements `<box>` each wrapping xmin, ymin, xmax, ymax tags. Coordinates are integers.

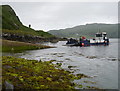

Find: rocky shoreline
<box><xmin>2</xmin><ymin>33</ymin><xmax>66</xmax><ymax>43</ymax></box>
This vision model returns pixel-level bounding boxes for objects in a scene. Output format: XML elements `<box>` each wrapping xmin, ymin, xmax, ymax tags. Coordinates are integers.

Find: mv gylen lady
<box><xmin>66</xmin><ymin>32</ymin><xmax>109</xmax><ymax>47</ymax></box>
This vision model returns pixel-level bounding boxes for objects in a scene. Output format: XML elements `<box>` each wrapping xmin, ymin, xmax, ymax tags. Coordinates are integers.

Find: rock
<box><xmin>5</xmin><ymin>81</ymin><xmax>14</xmax><ymax>90</ymax></box>
<box><xmin>76</xmin><ymin>73</ymin><xmax>90</xmax><ymax>79</ymax></box>
<box><xmin>84</xmin><ymin>81</ymin><xmax>96</xmax><ymax>84</ymax></box>
<box><xmin>68</xmin><ymin>66</ymin><xmax>77</xmax><ymax>69</ymax></box>
<box><xmin>2</xmin><ymin>33</ymin><xmax>59</xmax><ymax>43</ymax></box>
<box><xmin>57</xmin><ymin>60</ymin><xmax>63</xmax><ymax>62</ymax></box>
<box><xmin>51</xmin><ymin>53</ymin><xmax>57</xmax><ymax>55</ymax></box>
<box><xmin>65</xmin><ymin>58</ymin><xmax>71</xmax><ymax>60</ymax></box>
<box><xmin>107</xmin><ymin>58</ymin><xmax>117</xmax><ymax>61</ymax></box>
<box><xmin>111</xmin><ymin>59</ymin><xmax>117</xmax><ymax>61</ymax></box>
<box><xmin>57</xmin><ymin>55</ymin><xmax>63</xmax><ymax>57</ymax></box>
<box><xmin>79</xmin><ymin>53</ymin><xmax>84</xmax><ymax>56</ymax></box>
<box><xmin>4</xmin><ymin>65</ymin><xmax>12</xmax><ymax>69</ymax></box>
<box><xmin>56</xmin><ymin>63</ymin><xmax>62</xmax><ymax>66</ymax></box>
<box><xmin>86</xmin><ymin>56</ymin><xmax>97</xmax><ymax>59</ymax></box>
<box><xmin>86</xmin><ymin>86</ymin><xmax>100</xmax><ymax>89</ymax></box>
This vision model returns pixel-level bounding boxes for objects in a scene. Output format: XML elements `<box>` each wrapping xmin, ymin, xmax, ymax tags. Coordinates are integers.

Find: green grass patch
<box><xmin>2</xmin><ymin>56</ymin><xmax>79</xmax><ymax>90</ymax></box>
<box><xmin>2</xmin><ymin>39</ymin><xmax>53</xmax><ymax>53</ymax></box>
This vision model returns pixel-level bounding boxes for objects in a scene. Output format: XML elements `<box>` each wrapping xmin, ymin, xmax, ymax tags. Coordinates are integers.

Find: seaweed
<box><xmin>2</xmin><ymin>56</ymin><xmax>80</xmax><ymax>90</ymax></box>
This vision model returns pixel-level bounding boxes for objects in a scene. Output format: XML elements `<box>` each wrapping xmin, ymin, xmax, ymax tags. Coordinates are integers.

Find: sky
<box><xmin>2</xmin><ymin>1</ymin><xmax>118</xmax><ymax>31</ymax></box>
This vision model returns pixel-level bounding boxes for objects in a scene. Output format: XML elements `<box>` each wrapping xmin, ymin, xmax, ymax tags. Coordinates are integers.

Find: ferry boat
<box><xmin>66</xmin><ymin>32</ymin><xmax>109</xmax><ymax>46</ymax></box>
<box><xmin>90</xmin><ymin>32</ymin><xmax>109</xmax><ymax>45</ymax></box>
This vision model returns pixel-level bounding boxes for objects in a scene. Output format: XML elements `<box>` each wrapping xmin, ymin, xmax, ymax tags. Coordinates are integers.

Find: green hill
<box><xmin>1</xmin><ymin>5</ymin><xmax>54</xmax><ymax>38</ymax></box>
<box><xmin>48</xmin><ymin>23</ymin><xmax>118</xmax><ymax>38</ymax></box>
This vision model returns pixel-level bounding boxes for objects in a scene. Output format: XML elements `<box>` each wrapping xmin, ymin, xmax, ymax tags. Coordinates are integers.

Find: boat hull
<box><xmin>90</xmin><ymin>42</ymin><xmax>109</xmax><ymax>45</ymax></box>
<box><xmin>66</xmin><ymin>42</ymin><xmax>109</xmax><ymax>46</ymax></box>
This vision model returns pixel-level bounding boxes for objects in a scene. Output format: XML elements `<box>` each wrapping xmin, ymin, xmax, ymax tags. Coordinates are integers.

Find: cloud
<box><xmin>2</xmin><ymin>2</ymin><xmax>118</xmax><ymax>31</ymax></box>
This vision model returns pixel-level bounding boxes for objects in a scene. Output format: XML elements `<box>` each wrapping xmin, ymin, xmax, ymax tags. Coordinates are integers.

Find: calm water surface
<box><xmin>4</xmin><ymin>39</ymin><xmax>118</xmax><ymax>89</ymax></box>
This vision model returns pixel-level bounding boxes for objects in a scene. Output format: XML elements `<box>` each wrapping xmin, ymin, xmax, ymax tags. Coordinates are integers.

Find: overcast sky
<box><xmin>2</xmin><ymin>2</ymin><xmax>118</xmax><ymax>31</ymax></box>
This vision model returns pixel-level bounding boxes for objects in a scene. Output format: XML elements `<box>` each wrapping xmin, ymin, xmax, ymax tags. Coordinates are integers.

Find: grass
<box><xmin>1</xmin><ymin>5</ymin><xmax>55</xmax><ymax>38</ymax></box>
<box><xmin>2</xmin><ymin>39</ymin><xmax>53</xmax><ymax>53</ymax></box>
<box><xmin>2</xmin><ymin>29</ymin><xmax>55</xmax><ymax>38</ymax></box>
<box><xmin>2</xmin><ymin>56</ymin><xmax>79</xmax><ymax>90</ymax></box>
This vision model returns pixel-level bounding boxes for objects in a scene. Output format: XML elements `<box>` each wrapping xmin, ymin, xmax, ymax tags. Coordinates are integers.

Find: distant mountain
<box><xmin>48</xmin><ymin>23</ymin><xmax>118</xmax><ymax>38</ymax></box>
<box><xmin>1</xmin><ymin>5</ymin><xmax>54</xmax><ymax>38</ymax></box>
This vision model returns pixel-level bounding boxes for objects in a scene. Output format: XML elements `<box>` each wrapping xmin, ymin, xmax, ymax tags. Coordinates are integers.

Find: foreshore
<box><xmin>2</xmin><ymin>56</ymin><xmax>86</xmax><ymax>90</ymax></box>
<box><xmin>2</xmin><ymin>39</ymin><xmax>54</xmax><ymax>53</ymax></box>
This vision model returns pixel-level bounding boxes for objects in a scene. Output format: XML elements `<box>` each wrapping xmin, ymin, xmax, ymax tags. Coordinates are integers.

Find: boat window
<box><xmin>96</xmin><ymin>34</ymin><xmax>102</xmax><ymax>37</ymax></box>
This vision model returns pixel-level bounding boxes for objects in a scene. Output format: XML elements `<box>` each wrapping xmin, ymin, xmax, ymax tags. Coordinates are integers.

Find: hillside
<box><xmin>1</xmin><ymin>5</ymin><xmax>55</xmax><ymax>38</ymax></box>
<box><xmin>48</xmin><ymin>23</ymin><xmax>118</xmax><ymax>38</ymax></box>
